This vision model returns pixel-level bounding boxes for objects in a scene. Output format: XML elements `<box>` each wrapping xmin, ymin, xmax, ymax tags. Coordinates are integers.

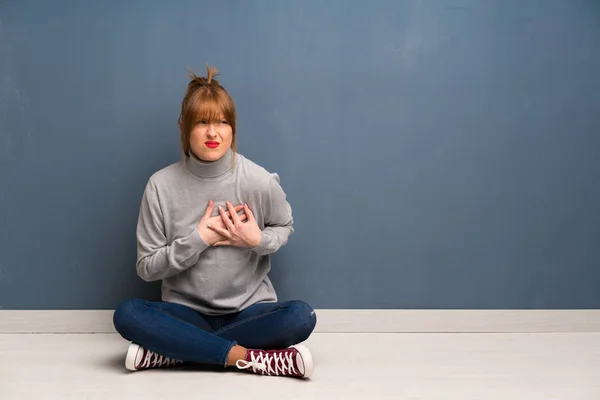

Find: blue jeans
<box><xmin>113</xmin><ymin>299</ymin><xmax>317</xmax><ymax>367</ymax></box>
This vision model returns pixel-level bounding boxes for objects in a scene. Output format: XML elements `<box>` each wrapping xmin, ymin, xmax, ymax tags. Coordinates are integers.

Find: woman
<box><xmin>113</xmin><ymin>66</ymin><xmax>316</xmax><ymax>378</ymax></box>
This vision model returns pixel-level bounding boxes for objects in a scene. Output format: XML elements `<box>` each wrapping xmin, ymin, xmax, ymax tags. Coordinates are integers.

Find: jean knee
<box><xmin>113</xmin><ymin>298</ymin><xmax>145</xmax><ymax>337</ymax></box>
<box><xmin>286</xmin><ymin>300</ymin><xmax>317</xmax><ymax>341</ymax></box>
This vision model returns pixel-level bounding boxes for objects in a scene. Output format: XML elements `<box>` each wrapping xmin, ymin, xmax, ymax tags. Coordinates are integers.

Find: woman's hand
<box><xmin>208</xmin><ymin>201</ymin><xmax>262</xmax><ymax>248</ymax></box>
<box><xmin>197</xmin><ymin>200</ymin><xmax>247</xmax><ymax>245</ymax></box>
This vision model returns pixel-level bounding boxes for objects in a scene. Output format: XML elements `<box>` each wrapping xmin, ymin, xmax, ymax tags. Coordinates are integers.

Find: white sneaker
<box><xmin>125</xmin><ymin>343</ymin><xmax>183</xmax><ymax>371</ymax></box>
<box><xmin>235</xmin><ymin>344</ymin><xmax>314</xmax><ymax>378</ymax></box>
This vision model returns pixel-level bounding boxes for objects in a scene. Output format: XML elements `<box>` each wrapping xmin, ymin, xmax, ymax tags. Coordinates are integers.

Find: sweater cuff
<box><xmin>250</xmin><ymin>231</ymin><xmax>270</xmax><ymax>255</ymax></box>
<box><xmin>186</xmin><ymin>228</ymin><xmax>210</xmax><ymax>253</ymax></box>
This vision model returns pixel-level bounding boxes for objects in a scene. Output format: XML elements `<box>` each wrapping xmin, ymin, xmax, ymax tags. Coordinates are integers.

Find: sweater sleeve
<box><xmin>251</xmin><ymin>173</ymin><xmax>294</xmax><ymax>256</ymax></box>
<box><xmin>135</xmin><ymin>180</ymin><xmax>209</xmax><ymax>282</ymax></box>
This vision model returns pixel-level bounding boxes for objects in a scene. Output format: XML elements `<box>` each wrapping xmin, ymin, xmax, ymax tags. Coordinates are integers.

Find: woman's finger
<box><xmin>207</xmin><ymin>223</ymin><xmax>231</xmax><ymax>238</ymax></box>
<box><xmin>226</xmin><ymin>201</ymin><xmax>241</xmax><ymax>225</ymax></box>
<box><xmin>213</xmin><ymin>240</ymin><xmax>232</xmax><ymax>247</ymax></box>
<box><xmin>244</xmin><ymin>203</ymin><xmax>256</xmax><ymax>222</ymax></box>
<box><xmin>202</xmin><ymin>200</ymin><xmax>214</xmax><ymax>220</ymax></box>
<box><xmin>222</xmin><ymin>205</ymin><xmax>241</xmax><ymax>219</ymax></box>
<box><xmin>226</xmin><ymin>209</ymin><xmax>246</xmax><ymax>222</ymax></box>
<box><xmin>218</xmin><ymin>206</ymin><xmax>235</xmax><ymax>230</ymax></box>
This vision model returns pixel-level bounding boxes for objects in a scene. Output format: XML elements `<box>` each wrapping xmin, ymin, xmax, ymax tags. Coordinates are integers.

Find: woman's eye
<box><xmin>220</xmin><ymin>120</ymin><xmax>228</xmax><ymax>125</ymax></box>
<box><xmin>197</xmin><ymin>121</ymin><xmax>207</xmax><ymax>125</ymax></box>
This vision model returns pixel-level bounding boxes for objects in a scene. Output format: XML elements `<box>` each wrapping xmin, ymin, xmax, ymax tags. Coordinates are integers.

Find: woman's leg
<box><xmin>212</xmin><ymin>300</ymin><xmax>317</xmax><ymax>377</ymax></box>
<box><xmin>214</xmin><ymin>300</ymin><xmax>317</xmax><ymax>350</ymax></box>
<box><xmin>113</xmin><ymin>298</ymin><xmax>236</xmax><ymax>367</ymax></box>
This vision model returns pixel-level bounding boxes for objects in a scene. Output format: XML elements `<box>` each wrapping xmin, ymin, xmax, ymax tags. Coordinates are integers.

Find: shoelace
<box><xmin>236</xmin><ymin>350</ymin><xmax>297</xmax><ymax>376</ymax></box>
<box><xmin>140</xmin><ymin>350</ymin><xmax>182</xmax><ymax>369</ymax></box>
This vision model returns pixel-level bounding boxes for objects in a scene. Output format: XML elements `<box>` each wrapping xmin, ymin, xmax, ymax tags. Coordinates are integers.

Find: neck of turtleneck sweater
<box><xmin>185</xmin><ymin>148</ymin><xmax>233</xmax><ymax>178</ymax></box>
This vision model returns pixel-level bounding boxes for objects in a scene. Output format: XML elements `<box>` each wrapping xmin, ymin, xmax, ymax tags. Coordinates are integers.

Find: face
<box><xmin>185</xmin><ymin>115</ymin><xmax>233</xmax><ymax>162</ymax></box>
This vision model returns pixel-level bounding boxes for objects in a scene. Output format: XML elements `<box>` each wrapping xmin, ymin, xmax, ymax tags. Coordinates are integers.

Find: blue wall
<box><xmin>1</xmin><ymin>0</ymin><xmax>599</xmax><ymax>309</ymax></box>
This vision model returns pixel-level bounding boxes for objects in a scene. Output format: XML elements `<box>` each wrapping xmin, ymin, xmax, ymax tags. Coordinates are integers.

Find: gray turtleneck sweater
<box><xmin>135</xmin><ymin>149</ymin><xmax>293</xmax><ymax>315</ymax></box>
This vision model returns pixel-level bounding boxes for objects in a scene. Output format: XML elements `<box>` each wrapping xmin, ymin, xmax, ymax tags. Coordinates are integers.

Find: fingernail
<box><xmin>219</xmin><ymin>206</ymin><xmax>223</xmax><ymax>211</ymax></box>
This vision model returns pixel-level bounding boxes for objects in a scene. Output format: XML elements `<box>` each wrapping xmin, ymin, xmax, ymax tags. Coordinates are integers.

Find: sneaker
<box><xmin>235</xmin><ymin>344</ymin><xmax>314</xmax><ymax>378</ymax></box>
<box><xmin>125</xmin><ymin>343</ymin><xmax>183</xmax><ymax>371</ymax></box>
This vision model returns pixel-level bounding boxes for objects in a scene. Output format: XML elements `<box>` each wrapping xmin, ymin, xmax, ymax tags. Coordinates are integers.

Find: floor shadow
<box><xmin>94</xmin><ymin>352</ymin><xmax>246</xmax><ymax>376</ymax></box>
<box><xmin>180</xmin><ymin>363</ymin><xmax>247</xmax><ymax>375</ymax></box>
<box><xmin>96</xmin><ymin>352</ymin><xmax>131</xmax><ymax>375</ymax></box>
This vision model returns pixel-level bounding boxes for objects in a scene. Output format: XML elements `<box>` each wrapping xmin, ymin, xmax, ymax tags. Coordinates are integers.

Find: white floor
<box><xmin>1</xmin><ymin>333</ymin><xmax>599</xmax><ymax>400</ymax></box>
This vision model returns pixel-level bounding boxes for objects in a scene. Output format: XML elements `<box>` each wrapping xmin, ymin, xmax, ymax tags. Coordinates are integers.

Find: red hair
<box><xmin>178</xmin><ymin>65</ymin><xmax>237</xmax><ymax>157</ymax></box>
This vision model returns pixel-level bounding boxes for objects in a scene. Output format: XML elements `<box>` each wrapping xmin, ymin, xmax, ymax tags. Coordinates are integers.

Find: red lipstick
<box><xmin>205</xmin><ymin>141</ymin><xmax>219</xmax><ymax>149</ymax></box>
